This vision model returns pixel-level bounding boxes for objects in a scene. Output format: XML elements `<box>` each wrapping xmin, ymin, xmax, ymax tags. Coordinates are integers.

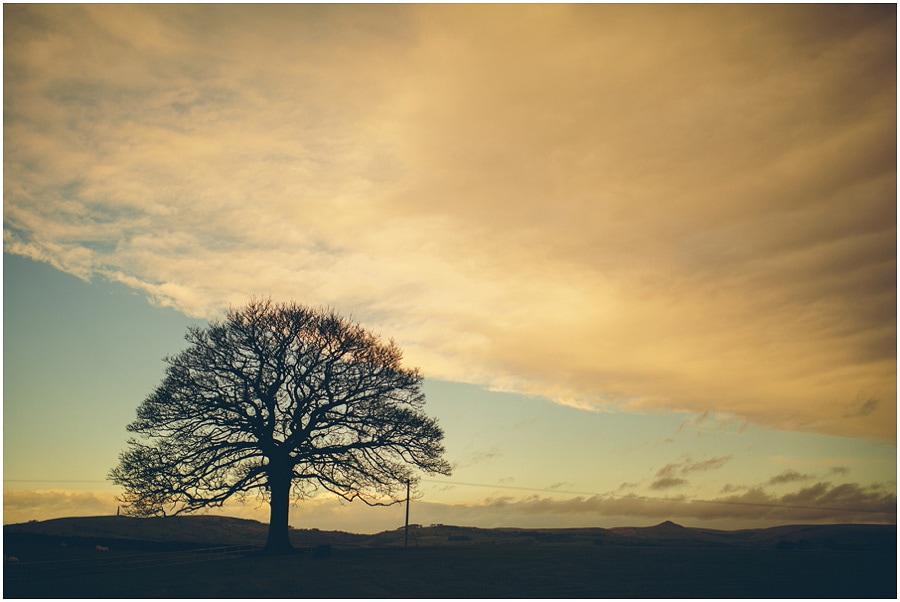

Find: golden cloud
<box><xmin>4</xmin><ymin>4</ymin><xmax>895</xmax><ymax>439</ymax></box>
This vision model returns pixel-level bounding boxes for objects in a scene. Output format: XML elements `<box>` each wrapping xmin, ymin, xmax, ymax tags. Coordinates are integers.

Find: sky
<box><xmin>3</xmin><ymin>4</ymin><xmax>897</xmax><ymax>533</ymax></box>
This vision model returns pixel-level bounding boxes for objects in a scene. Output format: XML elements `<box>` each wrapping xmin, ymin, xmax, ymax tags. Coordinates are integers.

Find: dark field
<box><xmin>4</xmin><ymin>517</ymin><xmax>896</xmax><ymax>598</ymax></box>
<box><xmin>5</xmin><ymin>543</ymin><xmax>896</xmax><ymax>598</ymax></box>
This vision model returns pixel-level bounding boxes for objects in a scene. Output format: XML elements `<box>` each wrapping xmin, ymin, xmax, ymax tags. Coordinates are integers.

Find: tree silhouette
<box><xmin>109</xmin><ymin>299</ymin><xmax>450</xmax><ymax>553</ymax></box>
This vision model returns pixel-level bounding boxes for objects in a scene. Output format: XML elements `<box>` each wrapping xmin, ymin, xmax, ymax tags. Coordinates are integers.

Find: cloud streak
<box><xmin>768</xmin><ymin>470</ymin><xmax>815</xmax><ymax>485</ymax></box>
<box><xmin>3</xmin><ymin>490</ymin><xmax>120</xmax><ymax>524</ymax></box>
<box><xmin>651</xmin><ymin>456</ymin><xmax>732</xmax><ymax>489</ymax></box>
<box><xmin>4</xmin><ymin>4</ymin><xmax>896</xmax><ymax>439</ymax></box>
<box><xmin>6</xmin><ymin>478</ymin><xmax>894</xmax><ymax>533</ymax></box>
<box><xmin>451</xmin><ymin>480</ymin><xmax>896</xmax><ymax>526</ymax></box>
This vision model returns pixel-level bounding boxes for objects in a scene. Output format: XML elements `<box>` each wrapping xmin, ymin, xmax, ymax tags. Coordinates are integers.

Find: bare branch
<box><xmin>110</xmin><ymin>300</ymin><xmax>450</xmax><ymax>551</ymax></box>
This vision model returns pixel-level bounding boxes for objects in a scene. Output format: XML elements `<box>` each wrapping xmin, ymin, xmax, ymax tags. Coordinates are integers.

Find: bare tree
<box><xmin>109</xmin><ymin>299</ymin><xmax>450</xmax><ymax>553</ymax></box>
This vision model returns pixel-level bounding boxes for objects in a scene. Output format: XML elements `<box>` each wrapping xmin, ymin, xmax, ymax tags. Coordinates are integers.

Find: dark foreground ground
<box><xmin>4</xmin><ymin>543</ymin><xmax>896</xmax><ymax>598</ymax></box>
<box><xmin>4</xmin><ymin>518</ymin><xmax>896</xmax><ymax>598</ymax></box>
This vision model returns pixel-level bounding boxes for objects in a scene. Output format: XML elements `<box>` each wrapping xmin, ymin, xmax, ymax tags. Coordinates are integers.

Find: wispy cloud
<box><xmin>548</xmin><ymin>482</ymin><xmax>576</xmax><ymax>491</ymax></box>
<box><xmin>4</xmin><ymin>4</ymin><xmax>895</xmax><ymax>440</ymax></box>
<box><xmin>451</xmin><ymin>447</ymin><xmax>502</xmax><ymax>471</ymax></box>
<box><xmin>650</xmin><ymin>456</ymin><xmax>732</xmax><ymax>490</ymax></box>
<box><xmin>844</xmin><ymin>398</ymin><xmax>880</xmax><ymax>418</ymax></box>
<box><xmin>6</xmin><ymin>478</ymin><xmax>894</xmax><ymax>532</ymax></box>
<box><xmin>768</xmin><ymin>469</ymin><xmax>815</xmax><ymax>485</ymax></box>
<box><xmin>716</xmin><ymin>482</ymin><xmax>896</xmax><ymax>521</ymax></box>
<box><xmin>662</xmin><ymin>455</ymin><xmax>732</xmax><ymax>475</ymax></box>
<box><xmin>651</xmin><ymin>478</ymin><xmax>688</xmax><ymax>491</ymax></box>
<box><xmin>442</xmin><ymin>480</ymin><xmax>896</xmax><ymax>525</ymax></box>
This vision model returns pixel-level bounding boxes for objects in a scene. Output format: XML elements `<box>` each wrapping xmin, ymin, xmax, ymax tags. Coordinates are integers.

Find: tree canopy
<box><xmin>109</xmin><ymin>299</ymin><xmax>450</xmax><ymax>551</ymax></box>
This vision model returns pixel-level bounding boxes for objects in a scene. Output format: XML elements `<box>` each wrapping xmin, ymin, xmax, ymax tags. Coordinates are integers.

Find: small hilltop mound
<box><xmin>650</xmin><ymin>520</ymin><xmax>685</xmax><ymax>532</ymax></box>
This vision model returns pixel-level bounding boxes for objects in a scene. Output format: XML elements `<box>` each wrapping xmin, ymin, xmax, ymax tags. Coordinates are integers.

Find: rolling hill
<box><xmin>4</xmin><ymin>515</ymin><xmax>895</xmax><ymax>554</ymax></box>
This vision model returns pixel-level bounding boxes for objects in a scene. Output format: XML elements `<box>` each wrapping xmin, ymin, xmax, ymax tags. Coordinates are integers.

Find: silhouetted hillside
<box><xmin>3</xmin><ymin>515</ymin><xmax>366</xmax><ymax>552</ymax></box>
<box><xmin>4</xmin><ymin>516</ymin><xmax>895</xmax><ymax>553</ymax></box>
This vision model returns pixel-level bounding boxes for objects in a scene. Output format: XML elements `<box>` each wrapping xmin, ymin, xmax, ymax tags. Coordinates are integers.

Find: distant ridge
<box><xmin>4</xmin><ymin>516</ymin><xmax>896</xmax><ymax>553</ymax></box>
<box><xmin>4</xmin><ymin>515</ymin><xmax>273</xmax><ymax>548</ymax></box>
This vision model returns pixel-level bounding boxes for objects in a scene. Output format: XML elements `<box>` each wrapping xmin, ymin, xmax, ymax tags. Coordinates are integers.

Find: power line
<box><xmin>420</xmin><ymin>477</ymin><xmax>897</xmax><ymax>515</ymax></box>
<box><xmin>422</xmin><ymin>478</ymin><xmax>602</xmax><ymax>497</ymax></box>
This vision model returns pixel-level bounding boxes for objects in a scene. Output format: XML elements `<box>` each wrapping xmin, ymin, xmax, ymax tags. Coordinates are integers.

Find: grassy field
<box><xmin>5</xmin><ymin>518</ymin><xmax>896</xmax><ymax>597</ymax></box>
<box><xmin>5</xmin><ymin>543</ymin><xmax>896</xmax><ymax>598</ymax></box>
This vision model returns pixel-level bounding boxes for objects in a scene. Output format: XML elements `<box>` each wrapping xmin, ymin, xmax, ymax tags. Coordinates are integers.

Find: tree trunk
<box><xmin>264</xmin><ymin>468</ymin><xmax>294</xmax><ymax>554</ymax></box>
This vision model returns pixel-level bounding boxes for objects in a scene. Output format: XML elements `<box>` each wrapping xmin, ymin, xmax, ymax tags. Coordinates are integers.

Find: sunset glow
<box><xmin>4</xmin><ymin>4</ymin><xmax>896</xmax><ymax>533</ymax></box>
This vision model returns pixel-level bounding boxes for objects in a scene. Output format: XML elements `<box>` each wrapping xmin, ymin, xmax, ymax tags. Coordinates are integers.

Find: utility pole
<box><xmin>404</xmin><ymin>479</ymin><xmax>410</xmax><ymax>547</ymax></box>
